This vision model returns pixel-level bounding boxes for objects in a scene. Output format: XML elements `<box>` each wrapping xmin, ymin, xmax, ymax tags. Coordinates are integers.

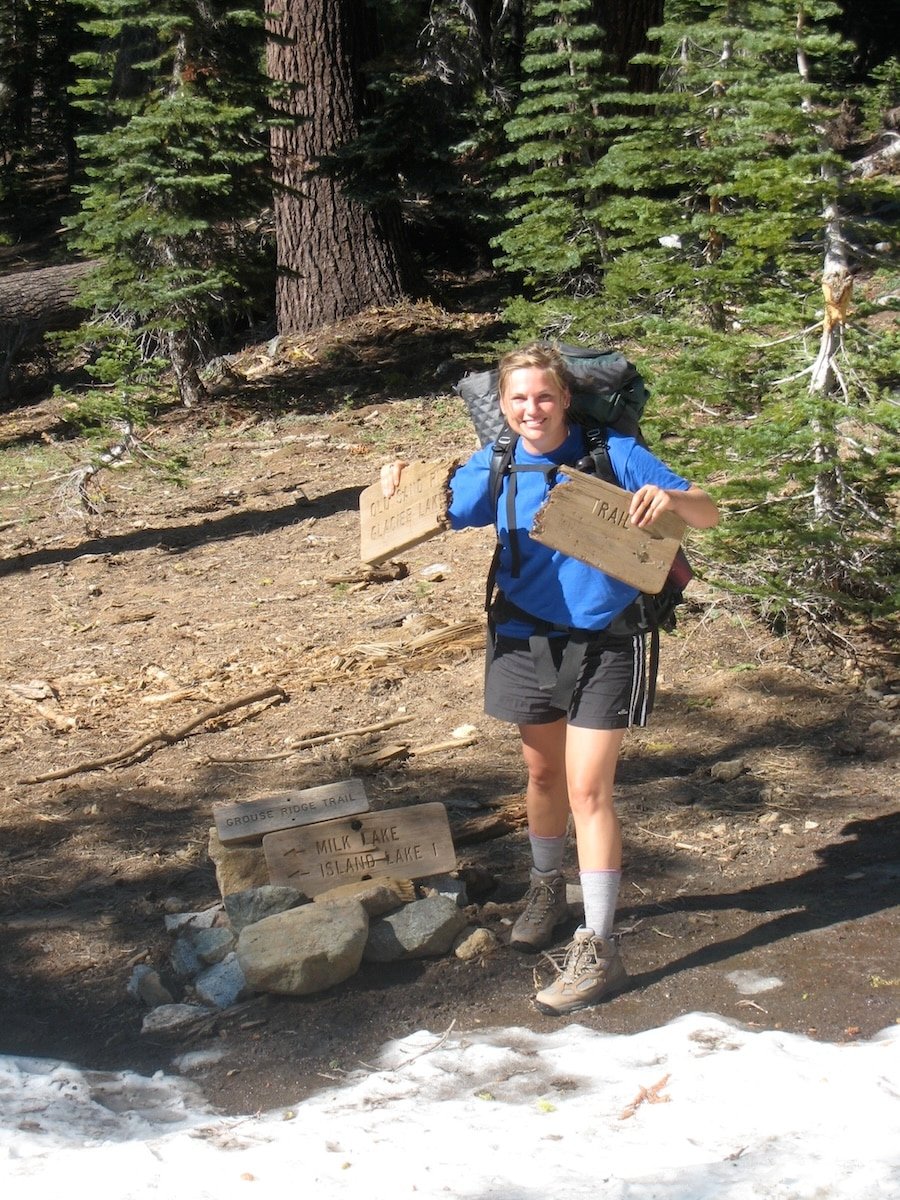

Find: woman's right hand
<box><xmin>380</xmin><ymin>460</ymin><xmax>408</xmax><ymax>499</ymax></box>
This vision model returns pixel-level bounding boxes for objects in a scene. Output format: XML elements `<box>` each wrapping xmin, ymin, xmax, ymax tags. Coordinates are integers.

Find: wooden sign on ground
<box><xmin>530</xmin><ymin>466</ymin><xmax>686</xmax><ymax>594</ymax></box>
<box><xmin>213</xmin><ymin>779</ymin><xmax>370</xmax><ymax>845</ymax></box>
<box><xmin>359</xmin><ymin>459</ymin><xmax>458</xmax><ymax>565</ymax></box>
<box><xmin>263</xmin><ymin>802</ymin><xmax>456</xmax><ymax>895</ymax></box>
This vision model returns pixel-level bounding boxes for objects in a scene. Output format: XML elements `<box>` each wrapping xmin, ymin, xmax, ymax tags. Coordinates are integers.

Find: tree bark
<box><xmin>0</xmin><ymin>260</ymin><xmax>97</xmax><ymax>399</ymax></box>
<box><xmin>265</xmin><ymin>0</ymin><xmax>407</xmax><ymax>335</ymax></box>
<box><xmin>0</xmin><ymin>260</ymin><xmax>94</xmax><ymax>333</ymax></box>
<box><xmin>593</xmin><ymin>0</ymin><xmax>664</xmax><ymax>92</ymax></box>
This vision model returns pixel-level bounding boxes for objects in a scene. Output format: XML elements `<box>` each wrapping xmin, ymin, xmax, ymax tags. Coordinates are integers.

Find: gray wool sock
<box><xmin>529</xmin><ymin>832</ymin><xmax>567</xmax><ymax>875</ymax></box>
<box><xmin>579</xmin><ymin>869</ymin><xmax>622</xmax><ymax>939</ymax></box>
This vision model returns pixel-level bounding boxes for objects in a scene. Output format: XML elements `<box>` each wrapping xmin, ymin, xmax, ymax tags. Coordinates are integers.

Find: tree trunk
<box><xmin>0</xmin><ymin>260</ymin><xmax>94</xmax><ymax>333</ymax></box>
<box><xmin>0</xmin><ymin>260</ymin><xmax>97</xmax><ymax>400</ymax></box>
<box><xmin>593</xmin><ymin>0</ymin><xmax>664</xmax><ymax>92</ymax></box>
<box><xmin>797</xmin><ymin>10</ymin><xmax>850</xmax><ymax>524</ymax></box>
<box><xmin>265</xmin><ymin>0</ymin><xmax>407</xmax><ymax>335</ymax></box>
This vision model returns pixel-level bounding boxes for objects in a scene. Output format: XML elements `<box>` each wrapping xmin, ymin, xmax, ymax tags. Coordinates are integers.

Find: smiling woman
<box><xmin>382</xmin><ymin>341</ymin><xmax>719</xmax><ymax>1015</ymax></box>
<box><xmin>497</xmin><ymin>359</ymin><xmax>571</xmax><ymax>455</ymax></box>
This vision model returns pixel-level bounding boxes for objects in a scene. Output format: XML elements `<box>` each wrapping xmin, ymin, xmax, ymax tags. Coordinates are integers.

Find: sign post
<box><xmin>359</xmin><ymin>460</ymin><xmax>458</xmax><ymax>565</ymax></box>
<box><xmin>263</xmin><ymin>802</ymin><xmax>457</xmax><ymax>895</ymax></box>
<box><xmin>530</xmin><ymin>466</ymin><xmax>686</xmax><ymax>593</ymax></box>
<box><xmin>213</xmin><ymin>779</ymin><xmax>370</xmax><ymax>845</ymax></box>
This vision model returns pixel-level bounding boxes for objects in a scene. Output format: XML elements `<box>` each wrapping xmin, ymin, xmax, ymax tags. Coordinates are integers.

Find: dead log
<box><xmin>0</xmin><ymin>260</ymin><xmax>98</xmax><ymax>399</ymax></box>
<box><xmin>0</xmin><ymin>260</ymin><xmax>96</xmax><ymax>334</ymax></box>
<box><xmin>0</xmin><ymin>258</ymin><xmax>99</xmax><ymax>398</ymax></box>
<box><xmin>450</xmin><ymin>801</ymin><xmax>528</xmax><ymax>846</ymax></box>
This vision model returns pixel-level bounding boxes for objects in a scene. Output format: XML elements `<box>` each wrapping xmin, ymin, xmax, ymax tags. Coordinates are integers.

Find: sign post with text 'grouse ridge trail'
<box><xmin>213</xmin><ymin>779</ymin><xmax>370</xmax><ymax>845</ymax></box>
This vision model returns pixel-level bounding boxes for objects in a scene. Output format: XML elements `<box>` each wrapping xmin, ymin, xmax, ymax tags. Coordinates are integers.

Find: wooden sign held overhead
<box><xmin>213</xmin><ymin>778</ymin><xmax>370</xmax><ymax>845</ymax></box>
<box><xmin>359</xmin><ymin>459</ymin><xmax>458</xmax><ymax>565</ymax></box>
<box><xmin>530</xmin><ymin>466</ymin><xmax>686</xmax><ymax>594</ymax></box>
<box><xmin>263</xmin><ymin>802</ymin><xmax>457</xmax><ymax>896</ymax></box>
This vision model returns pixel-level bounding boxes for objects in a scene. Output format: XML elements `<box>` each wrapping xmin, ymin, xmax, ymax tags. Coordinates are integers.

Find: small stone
<box><xmin>170</xmin><ymin>935</ymin><xmax>203</xmax><ymax>980</ymax></box>
<box><xmin>164</xmin><ymin>907</ymin><xmax>223</xmax><ymax>934</ymax></box>
<box><xmin>127</xmin><ymin>964</ymin><xmax>175</xmax><ymax>1009</ymax></box>
<box><xmin>419</xmin><ymin>873</ymin><xmax>468</xmax><ymax>908</ymax></box>
<box><xmin>192</xmin><ymin>926</ymin><xmax>236</xmax><ymax>966</ymax></box>
<box><xmin>208</xmin><ymin>826</ymin><xmax>269</xmax><ymax>899</ymax></box>
<box><xmin>420</xmin><ymin>563</ymin><xmax>449</xmax><ymax>581</ymax></box>
<box><xmin>224</xmin><ymin>885</ymin><xmax>306</xmax><ymax>936</ymax></box>
<box><xmin>710</xmin><ymin>758</ymin><xmax>747</xmax><ymax>782</ymax></box>
<box><xmin>364</xmin><ymin>895</ymin><xmax>468</xmax><ymax>963</ymax></box>
<box><xmin>454</xmin><ymin>927</ymin><xmax>500</xmax><ymax>962</ymax></box>
<box><xmin>140</xmin><ymin>1003</ymin><xmax>211</xmax><ymax>1035</ymax></box>
<box><xmin>868</xmin><ymin>720</ymin><xmax>894</xmax><ymax>736</ymax></box>
<box><xmin>194</xmin><ymin>953</ymin><xmax>250</xmax><ymax>1009</ymax></box>
<box><xmin>313</xmin><ymin>877</ymin><xmax>414</xmax><ymax>915</ymax></box>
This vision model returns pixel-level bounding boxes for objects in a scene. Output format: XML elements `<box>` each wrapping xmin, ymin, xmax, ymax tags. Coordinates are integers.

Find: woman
<box><xmin>382</xmin><ymin>343</ymin><xmax>719</xmax><ymax>1014</ymax></box>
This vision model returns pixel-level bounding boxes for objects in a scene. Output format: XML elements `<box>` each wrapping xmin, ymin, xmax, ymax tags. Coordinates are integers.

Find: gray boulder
<box><xmin>236</xmin><ymin>900</ymin><xmax>368</xmax><ymax>996</ymax></box>
<box><xmin>364</xmin><ymin>895</ymin><xmax>468</xmax><ymax>963</ymax></box>
<box><xmin>224</xmin><ymin>884</ymin><xmax>305</xmax><ymax>936</ymax></box>
<box><xmin>194</xmin><ymin>952</ymin><xmax>250</xmax><ymax>1009</ymax></box>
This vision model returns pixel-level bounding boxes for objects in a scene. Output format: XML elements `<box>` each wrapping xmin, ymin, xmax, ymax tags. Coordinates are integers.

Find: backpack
<box><xmin>456</xmin><ymin>341</ymin><xmax>648</xmax><ymax>449</ymax></box>
<box><xmin>454</xmin><ymin>342</ymin><xmax>692</xmax><ymax>713</ymax></box>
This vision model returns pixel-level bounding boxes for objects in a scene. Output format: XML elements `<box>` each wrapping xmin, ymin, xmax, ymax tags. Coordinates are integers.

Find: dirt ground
<box><xmin>0</xmin><ymin>306</ymin><xmax>897</xmax><ymax>1118</ymax></box>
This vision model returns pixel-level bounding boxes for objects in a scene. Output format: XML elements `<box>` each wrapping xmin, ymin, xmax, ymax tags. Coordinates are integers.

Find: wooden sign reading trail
<box><xmin>359</xmin><ymin>460</ymin><xmax>458</xmax><ymax>565</ymax></box>
<box><xmin>263</xmin><ymin>802</ymin><xmax>457</xmax><ymax>895</ymax></box>
<box><xmin>213</xmin><ymin>779</ymin><xmax>370</xmax><ymax>845</ymax></box>
<box><xmin>530</xmin><ymin>466</ymin><xmax>686</xmax><ymax>594</ymax></box>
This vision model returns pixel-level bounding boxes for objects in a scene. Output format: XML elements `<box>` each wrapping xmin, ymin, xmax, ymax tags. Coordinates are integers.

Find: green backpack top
<box><xmin>454</xmin><ymin>341</ymin><xmax>648</xmax><ymax>448</ymax></box>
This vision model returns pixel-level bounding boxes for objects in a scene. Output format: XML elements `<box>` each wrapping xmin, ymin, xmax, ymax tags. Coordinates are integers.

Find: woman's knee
<box><xmin>522</xmin><ymin>752</ymin><xmax>566</xmax><ymax>795</ymax></box>
<box><xmin>567</xmin><ymin>783</ymin><xmax>615</xmax><ymax>821</ymax></box>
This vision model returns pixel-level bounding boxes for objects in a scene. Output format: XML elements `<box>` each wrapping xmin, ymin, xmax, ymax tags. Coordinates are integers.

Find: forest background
<box><xmin>0</xmin><ymin>0</ymin><xmax>898</xmax><ymax>650</ymax></box>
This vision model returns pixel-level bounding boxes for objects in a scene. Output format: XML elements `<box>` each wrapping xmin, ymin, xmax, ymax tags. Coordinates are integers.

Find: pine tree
<box><xmin>66</xmin><ymin>0</ymin><xmax>271</xmax><ymax>406</ymax></box>
<box><xmin>492</xmin><ymin>0</ymin><xmax>898</xmax><ymax>632</ymax></box>
<box><xmin>491</xmin><ymin>0</ymin><xmax>618</xmax><ymax>291</ymax></box>
<box><xmin>590</xmin><ymin>1</ymin><xmax>899</xmax><ymax>628</ymax></box>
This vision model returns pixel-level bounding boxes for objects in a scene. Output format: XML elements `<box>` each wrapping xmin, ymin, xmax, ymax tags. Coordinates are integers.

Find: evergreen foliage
<box><xmin>1</xmin><ymin>0</ymin><xmax>897</xmax><ymax>640</ymax></box>
<box><xmin>492</xmin><ymin>0</ymin><xmax>618</xmax><ymax>289</ymax></box>
<box><xmin>65</xmin><ymin>0</ymin><xmax>271</xmax><ymax>407</ymax></box>
<box><xmin>492</xmin><ymin>0</ymin><xmax>899</xmax><ymax>631</ymax></box>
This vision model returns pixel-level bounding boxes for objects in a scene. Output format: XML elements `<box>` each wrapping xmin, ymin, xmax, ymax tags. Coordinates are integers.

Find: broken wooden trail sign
<box><xmin>263</xmin><ymin>802</ymin><xmax>457</xmax><ymax>895</ymax></box>
<box><xmin>213</xmin><ymin>778</ymin><xmax>369</xmax><ymax>845</ymax></box>
<box><xmin>530</xmin><ymin>466</ymin><xmax>686</xmax><ymax>594</ymax></box>
<box><xmin>359</xmin><ymin>459</ymin><xmax>458</xmax><ymax>565</ymax></box>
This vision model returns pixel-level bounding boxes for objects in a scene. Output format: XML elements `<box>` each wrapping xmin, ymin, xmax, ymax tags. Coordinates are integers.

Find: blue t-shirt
<box><xmin>448</xmin><ymin>426</ymin><xmax>690</xmax><ymax>638</ymax></box>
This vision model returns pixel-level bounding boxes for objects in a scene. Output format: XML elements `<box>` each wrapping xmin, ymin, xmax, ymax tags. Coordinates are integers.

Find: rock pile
<box><xmin>130</xmin><ymin>826</ymin><xmax>509</xmax><ymax>1035</ymax></box>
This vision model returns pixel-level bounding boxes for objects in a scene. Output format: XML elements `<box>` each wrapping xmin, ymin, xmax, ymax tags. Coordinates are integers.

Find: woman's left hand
<box><xmin>630</xmin><ymin>484</ymin><xmax>720</xmax><ymax>530</ymax></box>
<box><xmin>629</xmin><ymin>484</ymin><xmax>671</xmax><ymax>528</ymax></box>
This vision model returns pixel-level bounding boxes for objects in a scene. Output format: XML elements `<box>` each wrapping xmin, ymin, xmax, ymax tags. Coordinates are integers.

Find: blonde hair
<box><xmin>497</xmin><ymin>342</ymin><xmax>573</xmax><ymax>402</ymax></box>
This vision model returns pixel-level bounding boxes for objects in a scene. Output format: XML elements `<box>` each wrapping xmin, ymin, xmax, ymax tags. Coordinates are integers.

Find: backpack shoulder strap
<box><xmin>489</xmin><ymin>425</ymin><xmax>516</xmax><ymax>509</ymax></box>
<box><xmin>485</xmin><ymin>427</ymin><xmax>515</xmax><ymax>613</ymax></box>
<box><xmin>484</xmin><ymin>424</ymin><xmax>557</xmax><ymax>607</ymax></box>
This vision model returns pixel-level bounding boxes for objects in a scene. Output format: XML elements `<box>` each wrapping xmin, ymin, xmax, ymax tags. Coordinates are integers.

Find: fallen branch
<box><xmin>18</xmin><ymin>686</ymin><xmax>288</xmax><ymax>784</ymax></box>
<box><xmin>637</xmin><ymin>826</ymin><xmax>705</xmax><ymax>854</ymax></box>
<box><xmin>452</xmin><ymin>801</ymin><xmax>528</xmax><ymax>846</ymax></box>
<box><xmin>205</xmin><ymin>714</ymin><xmax>416</xmax><ymax>763</ymax></box>
<box><xmin>409</xmin><ymin>733</ymin><xmax>479</xmax><ymax>757</ymax></box>
<box><xmin>620</xmin><ymin>1074</ymin><xmax>671</xmax><ymax>1120</ymax></box>
<box><xmin>393</xmin><ymin>1020</ymin><xmax>457</xmax><ymax>1068</ymax></box>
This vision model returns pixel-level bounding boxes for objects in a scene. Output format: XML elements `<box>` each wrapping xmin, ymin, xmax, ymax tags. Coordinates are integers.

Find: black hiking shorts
<box><xmin>484</xmin><ymin>629</ymin><xmax>649</xmax><ymax>729</ymax></box>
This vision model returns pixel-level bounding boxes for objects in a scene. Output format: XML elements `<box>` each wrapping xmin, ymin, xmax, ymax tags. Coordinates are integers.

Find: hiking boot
<box><xmin>534</xmin><ymin>928</ymin><xmax>629</xmax><ymax>1015</ymax></box>
<box><xmin>509</xmin><ymin>869</ymin><xmax>569</xmax><ymax>953</ymax></box>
